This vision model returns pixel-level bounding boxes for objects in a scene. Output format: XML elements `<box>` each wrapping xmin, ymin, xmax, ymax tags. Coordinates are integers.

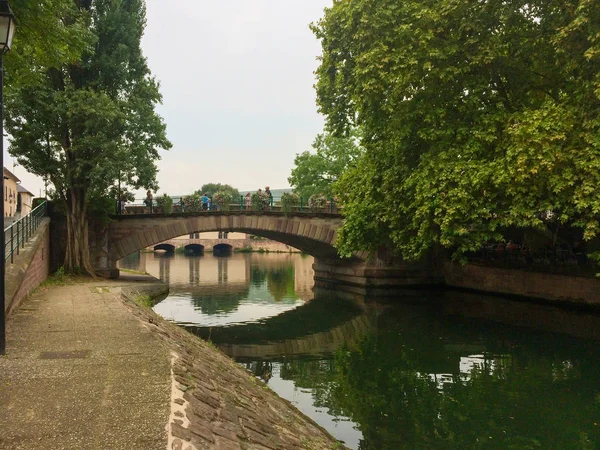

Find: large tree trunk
<box><xmin>63</xmin><ymin>186</ymin><xmax>94</xmax><ymax>274</ymax></box>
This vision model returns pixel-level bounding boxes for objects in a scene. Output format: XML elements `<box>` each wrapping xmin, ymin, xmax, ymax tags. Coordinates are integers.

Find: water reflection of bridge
<box><xmin>186</xmin><ymin>296</ymin><xmax>371</xmax><ymax>360</ymax></box>
<box><xmin>218</xmin><ymin>314</ymin><xmax>372</xmax><ymax>360</ymax></box>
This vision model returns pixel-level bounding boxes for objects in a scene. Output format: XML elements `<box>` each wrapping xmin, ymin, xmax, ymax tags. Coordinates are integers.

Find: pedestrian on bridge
<box><xmin>144</xmin><ymin>190</ymin><xmax>153</xmax><ymax>213</ymax></box>
<box><xmin>265</xmin><ymin>186</ymin><xmax>273</xmax><ymax>210</ymax></box>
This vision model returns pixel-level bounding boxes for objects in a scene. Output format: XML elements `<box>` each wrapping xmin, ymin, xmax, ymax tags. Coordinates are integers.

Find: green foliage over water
<box><xmin>313</xmin><ymin>0</ymin><xmax>600</xmax><ymax>261</ymax></box>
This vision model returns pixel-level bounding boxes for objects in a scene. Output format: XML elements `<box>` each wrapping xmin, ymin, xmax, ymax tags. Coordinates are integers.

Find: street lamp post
<box><xmin>0</xmin><ymin>0</ymin><xmax>16</xmax><ymax>355</ymax></box>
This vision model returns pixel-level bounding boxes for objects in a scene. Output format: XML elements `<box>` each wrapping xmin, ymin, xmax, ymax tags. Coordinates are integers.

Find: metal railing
<box><xmin>117</xmin><ymin>195</ymin><xmax>339</xmax><ymax>215</ymax></box>
<box><xmin>4</xmin><ymin>201</ymin><xmax>47</xmax><ymax>264</ymax></box>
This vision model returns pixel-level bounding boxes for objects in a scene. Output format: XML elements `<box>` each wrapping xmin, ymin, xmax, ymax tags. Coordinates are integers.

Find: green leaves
<box><xmin>288</xmin><ymin>128</ymin><xmax>364</xmax><ymax>199</ymax></box>
<box><xmin>197</xmin><ymin>184</ymin><xmax>240</xmax><ymax>200</ymax></box>
<box><xmin>4</xmin><ymin>0</ymin><xmax>171</xmax><ymax>271</ymax></box>
<box><xmin>5</xmin><ymin>0</ymin><xmax>171</xmax><ymax>207</ymax></box>
<box><xmin>6</xmin><ymin>0</ymin><xmax>93</xmax><ymax>88</ymax></box>
<box><xmin>313</xmin><ymin>0</ymin><xmax>600</xmax><ymax>261</ymax></box>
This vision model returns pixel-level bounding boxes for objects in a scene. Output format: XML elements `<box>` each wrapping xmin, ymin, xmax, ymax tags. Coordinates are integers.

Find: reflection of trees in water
<box><xmin>303</xmin><ymin>331</ymin><xmax>600</xmax><ymax>450</ymax></box>
<box><xmin>250</xmin><ymin>265</ymin><xmax>267</xmax><ymax>287</ymax></box>
<box><xmin>190</xmin><ymin>290</ymin><xmax>248</xmax><ymax>315</ymax></box>
<box><xmin>267</xmin><ymin>266</ymin><xmax>296</xmax><ymax>301</ymax></box>
<box><xmin>279</xmin><ymin>359</ymin><xmax>346</xmax><ymax>418</ymax></box>
<box><xmin>250</xmin><ymin>262</ymin><xmax>296</xmax><ymax>302</ymax></box>
<box><xmin>244</xmin><ymin>361</ymin><xmax>274</xmax><ymax>383</ymax></box>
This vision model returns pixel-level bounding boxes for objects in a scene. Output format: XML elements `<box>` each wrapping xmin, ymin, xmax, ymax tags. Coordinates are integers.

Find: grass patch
<box><xmin>120</xmin><ymin>268</ymin><xmax>149</xmax><ymax>275</ymax></box>
<box><xmin>32</xmin><ymin>267</ymin><xmax>89</xmax><ymax>295</ymax></box>
<box><xmin>134</xmin><ymin>294</ymin><xmax>154</xmax><ymax>308</ymax></box>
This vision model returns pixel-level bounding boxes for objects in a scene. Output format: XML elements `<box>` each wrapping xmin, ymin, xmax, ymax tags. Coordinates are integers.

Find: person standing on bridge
<box><xmin>201</xmin><ymin>193</ymin><xmax>209</xmax><ymax>211</ymax></box>
<box><xmin>265</xmin><ymin>186</ymin><xmax>273</xmax><ymax>210</ymax></box>
<box><xmin>144</xmin><ymin>190</ymin><xmax>153</xmax><ymax>213</ymax></box>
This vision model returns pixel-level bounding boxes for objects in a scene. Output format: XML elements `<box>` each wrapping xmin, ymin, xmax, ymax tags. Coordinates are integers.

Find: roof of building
<box><xmin>3</xmin><ymin>167</ymin><xmax>20</xmax><ymax>183</ymax></box>
<box><xmin>17</xmin><ymin>184</ymin><xmax>34</xmax><ymax>196</ymax></box>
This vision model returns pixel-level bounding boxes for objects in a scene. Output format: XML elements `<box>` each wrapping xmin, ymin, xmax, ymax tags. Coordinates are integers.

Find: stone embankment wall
<box><xmin>120</xmin><ymin>282</ymin><xmax>345</xmax><ymax>450</ymax></box>
<box><xmin>443</xmin><ymin>262</ymin><xmax>600</xmax><ymax>306</ymax></box>
<box><xmin>4</xmin><ymin>218</ymin><xmax>51</xmax><ymax>317</ymax></box>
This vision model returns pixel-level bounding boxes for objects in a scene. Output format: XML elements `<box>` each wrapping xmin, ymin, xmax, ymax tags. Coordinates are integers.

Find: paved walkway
<box><xmin>0</xmin><ymin>275</ymin><xmax>345</xmax><ymax>450</ymax></box>
<box><xmin>0</xmin><ymin>276</ymin><xmax>171</xmax><ymax>449</ymax></box>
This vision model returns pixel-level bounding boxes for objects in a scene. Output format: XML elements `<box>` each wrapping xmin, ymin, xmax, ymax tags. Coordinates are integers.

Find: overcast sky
<box><xmin>6</xmin><ymin>0</ymin><xmax>331</xmax><ymax>197</ymax></box>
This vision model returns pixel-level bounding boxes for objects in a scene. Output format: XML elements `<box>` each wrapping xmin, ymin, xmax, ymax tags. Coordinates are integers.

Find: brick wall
<box><xmin>444</xmin><ymin>262</ymin><xmax>600</xmax><ymax>306</ymax></box>
<box><xmin>5</xmin><ymin>218</ymin><xmax>51</xmax><ymax>317</ymax></box>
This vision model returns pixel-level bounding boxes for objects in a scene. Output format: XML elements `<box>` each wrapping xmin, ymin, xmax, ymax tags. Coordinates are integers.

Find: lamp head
<box><xmin>0</xmin><ymin>1</ymin><xmax>16</xmax><ymax>53</ymax></box>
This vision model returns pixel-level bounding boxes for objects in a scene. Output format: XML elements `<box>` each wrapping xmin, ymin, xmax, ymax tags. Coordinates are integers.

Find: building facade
<box><xmin>17</xmin><ymin>184</ymin><xmax>34</xmax><ymax>216</ymax></box>
<box><xmin>3</xmin><ymin>167</ymin><xmax>19</xmax><ymax>218</ymax></box>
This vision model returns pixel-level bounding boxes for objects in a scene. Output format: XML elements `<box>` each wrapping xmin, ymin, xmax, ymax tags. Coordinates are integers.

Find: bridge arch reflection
<box><xmin>185</xmin><ymin>288</ymin><xmax>371</xmax><ymax>360</ymax></box>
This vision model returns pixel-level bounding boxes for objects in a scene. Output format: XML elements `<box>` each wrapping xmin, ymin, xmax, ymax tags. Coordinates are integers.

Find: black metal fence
<box><xmin>4</xmin><ymin>201</ymin><xmax>47</xmax><ymax>264</ymax></box>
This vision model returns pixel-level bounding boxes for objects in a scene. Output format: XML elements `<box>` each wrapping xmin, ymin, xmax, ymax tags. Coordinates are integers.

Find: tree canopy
<box><xmin>5</xmin><ymin>0</ymin><xmax>171</xmax><ymax>272</ymax></box>
<box><xmin>5</xmin><ymin>0</ymin><xmax>92</xmax><ymax>86</ymax></box>
<box><xmin>288</xmin><ymin>129</ymin><xmax>364</xmax><ymax>199</ymax></box>
<box><xmin>313</xmin><ymin>0</ymin><xmax>600</xmax><ymax>260</ymax></box>
<box><xmin>197</xmin><ymin>183</ymin><xmax>240</xmax><ymax>199</ymax></box>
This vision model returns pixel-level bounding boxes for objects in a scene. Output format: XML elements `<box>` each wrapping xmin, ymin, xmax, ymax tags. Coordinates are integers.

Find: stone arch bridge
<box><xmin>92</xmin><ymin>211</ymin><xmax>436</xmax><ymax>288</ymax></box>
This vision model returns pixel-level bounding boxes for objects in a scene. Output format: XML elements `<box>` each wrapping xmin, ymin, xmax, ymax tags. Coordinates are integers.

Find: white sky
<box><xmin>5</xmin><ymin>0</ymin><xmax>330</xmax><ymax>198</ymax></box>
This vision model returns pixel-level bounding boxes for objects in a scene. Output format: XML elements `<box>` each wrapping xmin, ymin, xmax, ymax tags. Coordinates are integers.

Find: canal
<box><xmin>119</xmin><ymin>252</ymin><xmax>600</xmax><ymax>449</ymax></box>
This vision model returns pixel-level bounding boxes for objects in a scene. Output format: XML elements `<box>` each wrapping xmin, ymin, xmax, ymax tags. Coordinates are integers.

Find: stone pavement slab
<box><xmin>0</xmin><ymin>276</ymin><xmax>171</xmax><ymax>450</ymax></box>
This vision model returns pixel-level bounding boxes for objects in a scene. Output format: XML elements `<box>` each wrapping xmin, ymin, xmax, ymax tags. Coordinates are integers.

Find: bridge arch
<box><xmin>213</xmin><ymin>243</ymin><xmax>233</xmax><ymax>256</ymax></box>
<box><xmin>107</xmin><ymin>212</ymin><xmax>361</xmax><ymax>265</ymax></box>
<box><xmin>184</xmin><ymin>244</ymin><xmax>204</xmax><ymax>255</ymax></box>
<box><xmin>154</xmin><ymin>243</ymin><xmax>175</xmax><ymax>253</ymax></box>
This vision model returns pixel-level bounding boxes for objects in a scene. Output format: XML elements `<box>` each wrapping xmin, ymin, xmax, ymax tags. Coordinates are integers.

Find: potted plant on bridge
<box><xmin>308</xmin><ymin>194</ymin><xmax>327</xmax><ymax>212</ymax></box>
<box><xmin>281</xmin><ymin>192</ymin><xmax>299</xmax><ymax>217</ymax></box>
<box><xmin>183</xmin><ymin>193</ymin><xmax>203</xmax><ymax>212</ymax></box>
<box><xmin>251</xmin><ymin>191</ymin><xmax>270</xmax><ymax>212</ymax></box>
<box><xmin>156</xmin><ymin>194</ymin><xmax>173</xmax><ymax>214</ymax></box>
<box><xmin>212</xmin><ymin>190</ymin><xmax>233</xmax><ymax>211</ymax></box>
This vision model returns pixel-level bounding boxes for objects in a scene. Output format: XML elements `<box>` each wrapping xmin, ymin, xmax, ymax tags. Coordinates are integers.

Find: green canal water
<box><xmin>119</xmin><ymin>252</ymin><xmax>600</xmax><ymax>449</ymax></box>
